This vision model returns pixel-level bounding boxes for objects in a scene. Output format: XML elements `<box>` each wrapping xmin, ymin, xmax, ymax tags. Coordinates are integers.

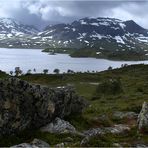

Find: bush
<box><xmin>95</xmin><ymin>78</ymin><xmax>123</xmax><ymax>96</ymax></box>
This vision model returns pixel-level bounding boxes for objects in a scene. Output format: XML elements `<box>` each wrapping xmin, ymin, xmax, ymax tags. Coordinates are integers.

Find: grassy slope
<box><xmin>42</xmin><ymin>39</ymin><xmax>148</xmax><ymax>61</ymax></box>
<box><xmin>70</xmin><ymin>48</ymin><xmax>148</xmax><ymax>61</ymax></box>
<box><xmin>42</xmin><ymin>47</ymin><xmax>76</xmax><ymax>54</ymax></box>
<box><xmin>1</xmin><ymin>64</ymin><xmax>148</xmax><ymax>146</ymax></box>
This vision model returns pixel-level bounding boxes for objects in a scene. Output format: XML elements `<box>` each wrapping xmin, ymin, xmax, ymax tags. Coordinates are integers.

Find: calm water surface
<box><xmin>0</xmin><ymin>48</ymin><xmax>148</xmax><ymax>74</ymax></box>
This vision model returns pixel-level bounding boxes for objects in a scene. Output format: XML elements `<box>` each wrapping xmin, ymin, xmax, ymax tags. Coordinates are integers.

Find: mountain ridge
<box><xmin>0</xmin><ymin>17</ymin><xmax>148</xmax><ymax>56</ymax></box>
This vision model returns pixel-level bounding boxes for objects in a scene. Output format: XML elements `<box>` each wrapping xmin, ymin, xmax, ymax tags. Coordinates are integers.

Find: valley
<box><xmin>1</xmin><ymin>1</ymin><xmax>148</xmax><ymax>147</ymax></box>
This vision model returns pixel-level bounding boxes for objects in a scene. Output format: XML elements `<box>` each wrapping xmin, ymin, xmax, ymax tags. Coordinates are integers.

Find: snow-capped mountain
<box><xmin>0</xmin><ymin>17</ymin><xmax>148</xmax><ymax>51</ymax></box>
<box><xmin>38</xmin><ymin>17</ymin><xmax>148</xmax><ymax>49</ymax></box>
<box><xmin>0</xmin><ymin>18</ymin><xmax>38</xmax><ymax>37</ymax></box>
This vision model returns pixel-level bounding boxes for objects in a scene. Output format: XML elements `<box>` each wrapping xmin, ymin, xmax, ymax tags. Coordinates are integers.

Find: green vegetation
<box><xmin>42</xmin><ymin>47</ymin><xmax>76</xmax><ymax>54</ymax></box>
<box><xmin>42</xmin><ymin>40</ymin><xmax>148</xmax><ymax>61</ymax></box>
<box><xmin>0</xmin><ymin>70</ymin><xmax>9</xmax><ymax>79</ymax></box>
<box><xmin>1</xmin><ymin>64</ymin><xmax>148</xmax><ymax>146</ymax></box>
<box><xmin>95</xmin><ymin>78</ymin><xmax>123</xmax><ymax>97</ymax></box>
<box><xmin>43</xmin><ymin>69</ymin><xmax>48</xmax><ymax>74</ymax></box>
<box><xmin>70</xmin><ymin>48</ymin><xmax>148</xmax><ymax>61</ymax></box>
<box><xmin>53</xmin><ymin>68</ymin><xmax>60</xmax><ymax>74</ymax></box>
<box><xmin>0</xmin><ymin>130</ymin><xmax>82</xmax><ymax>147</ymax></box>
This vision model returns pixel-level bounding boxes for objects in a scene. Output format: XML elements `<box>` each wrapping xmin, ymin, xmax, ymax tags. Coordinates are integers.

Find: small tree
<box><xmin>67</xmin><ymin>69</ymin><xmax>74</xmax><ymax>74</ymax></box>
<box><xmin>53</xmin><ymin>68</ymin><xmax>60</xmax><ymax>74</ymax></box>
<box><xmin>27</xmin><ymin>69</ymin><xmax>31</xmax><ymax>74</ymax></box>
<box><xmin>108</xmin><ymin>66</ymin><xmax>113</xmax><ymax>70</ymax></box>
<box><xmin>10</xmin><ymin>71</ymin><xmax>13</xmax><ymax>76</ymax></box>
<box><xmin>33</xmin><ymin>68</ymin><xmax>36</xmax><ymax>72</ymax></box>
<box><xmin>43</xmin><ymin>69</ymin><xmax>48</xmax><ymax>74</ymax></box>
<box><xmin>96</xmin><ymin>78</ymin><xmax>123</xmax><ymax>96</ymax></box>
<box><xmin>14</xmin><ymin>67</ymin><xmax>22</xmax><ymax>76</ymax></box>
<box><xmin>121</xmin><ymin>64</ymin><xmax>128</xmax><ymax>68</ymax></box>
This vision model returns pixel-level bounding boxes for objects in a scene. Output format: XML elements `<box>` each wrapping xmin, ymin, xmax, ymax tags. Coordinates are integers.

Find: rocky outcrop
<box><xmin>81</xmin><ymin>124</ymin><xmax>130</xmax><ymax>146</ymax></box>
<box><xmin>0</xmin><ymin>77</ymin><xmax>87</xmax><ymax>136</ymax></box>
<box><xmin>11</xmin><ymin>138</ymin><xmax>50</xmax><ymax>148</ymax></box>
<box><xmin>138</xmin><ymin>102</ymin><xmax>148</xmax><ymax>132</ymax></box>
<box><xmin>40</xmin><ymin>117</ymin><xmax>76</xmax><ymax>134</ymax></box>
<box><xmin>113</xmin><ymin>111</ymin><xmax>138</xmax><ymax>120</ymax></box>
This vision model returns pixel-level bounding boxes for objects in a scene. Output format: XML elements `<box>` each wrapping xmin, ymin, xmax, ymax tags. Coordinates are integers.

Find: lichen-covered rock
<box><xmin>113</xmin><ymin>111</ymin><xmax>138</xmax><ymax>120</ymax></box>
<box><xmin>11</xmin><ymin>138</ymin><xmax>50</xmax><ymax>148</ymax></box>
<box><xmin>105</xmin><ymin>124</ymin><xmax>130</xmax><ymax>134</ymax></box>
<box><xmin>31</xmin><ymin>138</ymin><xmax>50</xmax><ymax>147</ymax></box>
<box><xmin>138</xmin><ymin>102</ymin><xmax>148</xmax><ymax>132</ymax></box>
<box><xmin>11</xmin><ymin>143</ymin><xmax>33</xmax><ymax>148</ymax></box>
<box><xmin>0</xmin><ymin>77</ymin><xmax>86</xmax><ymax>136</ymax></box>
<box><xmin>81</xmin><ymin>124</ymin><xmax>130</xmax><ymax>146</ymax></box>
<box><xmin>82</xmin><ymin>124</ymin><xmax>130</xmax><ymax>137</ymax></box>
<box><xmin>40</xmin><ymin>117</ymin><xmax>76</xmax><ymax>134</ymax></box>
<box><xmin>55</xmin><ymin>142</ymin><xmax>65</xmax><ymax>147</ymax></box>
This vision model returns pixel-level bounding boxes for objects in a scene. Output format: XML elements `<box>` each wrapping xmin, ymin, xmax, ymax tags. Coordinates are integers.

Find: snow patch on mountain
<box><xmin>90</xmin><ymin>33</ymin><xmax>104</xmax><ymax>39</ymax></box>
<box><xmin>114</xmin><ymin>36</ymin><xmax>125</xmax><ymax>44</ymax></box>
<box><xmin>119</xmin><ymin>23</ymin><xmax>126</xmax><ymax>29</ymax></box>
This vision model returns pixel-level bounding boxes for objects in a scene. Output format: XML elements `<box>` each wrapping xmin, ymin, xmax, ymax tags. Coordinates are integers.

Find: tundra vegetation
<box><xmin>1</xmin><ymin>64</ymin><xmax>148</xmax><ymax>147</ymax></box>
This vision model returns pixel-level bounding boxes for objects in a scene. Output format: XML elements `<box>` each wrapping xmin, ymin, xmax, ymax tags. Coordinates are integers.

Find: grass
<box><xmin>70</xmin><ymin>47</ymin><xmax>148</xmax><ymax>61</ymax></box>
<box><xmin>0</xmin><ymin>130</ymin><xmax>82</xmax><ymax>147</ymax></box>
<box><xmin>1</xmin><ymin>64</ymin><xmax>148</xmax><ymax>146</ymax></box>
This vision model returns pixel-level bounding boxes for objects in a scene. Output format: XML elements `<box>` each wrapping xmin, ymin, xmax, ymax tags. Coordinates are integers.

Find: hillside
<box><xmin>41</xmin><ymin>17</ymin><xmax>148</xmax><ymax>49</ymax></box>
<box><xmin>40</xmin><ymin>17</ymin><xmax>148</xmax><ymax>60</ymax></box>
<box><xmin>0</xmin><ymin>17</ymin><xmax>148</xmax><ymax>60</ymax></box>
<box><xmin>1</xmin><ymin>64</ymin><xmax>148</xmax><ymax>147</ymax></box>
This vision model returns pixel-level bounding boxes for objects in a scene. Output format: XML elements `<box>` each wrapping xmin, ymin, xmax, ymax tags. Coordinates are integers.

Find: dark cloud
<box><xmin>0</xmin><ymin>0</ymin><xmax>147</xmax><ymax>29</ymax></box>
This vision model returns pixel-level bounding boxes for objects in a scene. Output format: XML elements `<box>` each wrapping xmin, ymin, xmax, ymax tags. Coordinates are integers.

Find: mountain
<box><xmin>0</xmin><ymin>17</ymin><xmax>148</xmax><ymax>59</ymax></box>
<box><xmin>40</xmin><ymin>17</ymin><xmax>148</xmax><ymax>60</ymax></box>
<box><xmin>0</xmin><ymin>18</ymin><xmax>40</xmax><ymax>48</ymax></box>
<box><xmin>0</xmin><ymin>18</ymin><xmax>38</xmax><ymax>36</ymax></box>
<box><xmin>39</xmin><ymin>17</ymin><xmax>148</xmax><ymax>49</ymax></box>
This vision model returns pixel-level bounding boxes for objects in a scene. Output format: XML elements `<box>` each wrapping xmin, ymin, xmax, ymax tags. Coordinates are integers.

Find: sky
<box><xmin>0</xmin><ymin>0</ymin><xmax>147</xmax><ymax>30</ymax></box>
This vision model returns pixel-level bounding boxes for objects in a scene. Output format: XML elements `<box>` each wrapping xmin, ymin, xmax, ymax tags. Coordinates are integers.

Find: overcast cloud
<box><xmin>0</xmin><ymin>0</ymin><xmax>147</xmax><ymax>30</ymax></box>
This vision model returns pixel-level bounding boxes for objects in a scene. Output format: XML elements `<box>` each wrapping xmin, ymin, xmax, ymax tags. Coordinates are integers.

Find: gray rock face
<box><xmin>55</xmin><ymin>142</ymin><xmax>65</xmax><ymax>147</ymax></box>
<box><xmin>81</xmin><ymin>124</ymin><xmax>130</xmax><ymax>146</ymax></box>
<box><xmin>31</xmin><ymin>138</ymin><xmax>50</xmax><ymax>147</ymax></box>
<box><xmin>40</xmin><ymin>117</ymin><xmax>76</xmax><ymax>134</ymax></box>
<box><xmin>113</xmin><ymin>111</ymin><xmax>138</xmax><ymax>120</ymax></box>
<box><xmin>0</xmin><ymin>77</ymin><xmax>86</xmax><ymax>136</ymax></box>
<box><xmin>11</xmin><ymin>138</ymin><xmax>50</xmax><ymax>148</ymax></box>
<box><xmin>83</xmin><ymin>124</ymin><xmax>130</xmax><ymax>137</ymax></box>
<box><xmin>138</xmin><ymin>102</ymin><xmax>148</xmax><ymax>132</ymax></box>
<box><xmin>11</xmin><ymin>143</ymin><xmax>32</xmax><ymax>148</ymax></box>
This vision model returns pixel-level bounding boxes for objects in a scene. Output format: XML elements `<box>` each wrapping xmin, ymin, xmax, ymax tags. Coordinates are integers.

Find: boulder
<box><xmin>138</xmin><ymin>102</ymin><xmax>148</xmax><ymax>132</ymax></box>
<box><xmin>81</xmin><ymin>124</ymin><xmax>130</xmax><ymax>146</ymax></box>
<box><xmin>11</xmin><ymin>138</ymin><xmax>50</xmax><ymax>148</ymax></box>
<box><xmin>82</xmin><ymin>124</ymin><xmax>130</xmax><ymax>137</ymax></box>
<box><xmin>105</xmin><ymin>124</ymin><xmax>130</xmax><ymax>134</ymax></box>
<box><xmin>31</xmin><ymin>138</ymin><xmax>50</xmax><ymax>147</ymax></box>
<box><xmin>40</xmin><ymin>117</ymin><xmax>76</xmax><ymax>134</ymax></box>
<box><xmin>55</xmin><ymin>142</ymin><xmax>65</xmax><ymax>147</ymax></box>
<box><xmin>135</xmin><ymin>144</ymin><xmax>148</xmax><ymax>148</ymax></box>
<box><xmin>11</xmin><ymin>143</ymin><xmax>32</xmax><ymax>148</ymax></box>
<box><xmin>0</xmin><ymin>77</ymin><xmax>87</xmax><ymax>136</ymax></box>
<box><xmin>113</xmin><ymin>111</ymin><xmax>138</xmax><ymax>120</ymax></box>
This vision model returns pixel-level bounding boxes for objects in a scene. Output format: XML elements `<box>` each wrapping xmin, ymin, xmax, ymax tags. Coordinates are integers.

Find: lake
<box><xmin>0</xmin><ymin>48</ymin><xmax>148</xmax><ymax>74</ymax></box>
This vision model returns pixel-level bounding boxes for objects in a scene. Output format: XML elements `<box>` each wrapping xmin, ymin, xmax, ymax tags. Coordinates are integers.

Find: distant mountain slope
<box><xmin>0</xmin><ymin>18</ymin><xmax>41</xmax><ymax>48</ymax></box>
<box><xmin>0</xmin><ymin>18</ymin><xmax>39</xmax><ymax>36</ymax></box>
<box><xmin>39</xmin><ymin>17</ymin><xmax>148</xmax><ymax>49</ymax></box>
<box><xmin>0</xmin><ymin>17</ymin><xmax>148</xmax><ymax>56</ymax></box>
<box><xmin>40</xmin><ymin>17</ymin><xmax>148</xmax><ymax>60</ymax></box>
